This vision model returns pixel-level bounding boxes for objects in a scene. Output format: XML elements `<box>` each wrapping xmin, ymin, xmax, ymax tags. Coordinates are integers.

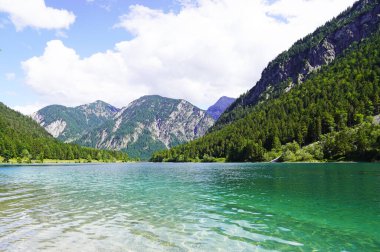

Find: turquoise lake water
<box><xmin>0</xmin><ymin>163</ymin><xmax>379</xmax><ymax>251</ymax></box>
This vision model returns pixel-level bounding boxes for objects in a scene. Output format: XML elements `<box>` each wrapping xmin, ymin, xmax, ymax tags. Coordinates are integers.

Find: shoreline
<box><xmin>152</xmin><ymin>159</ymin><xmax>371</xmax><ymax>164</ymax></box>
<box><xmin>1</xmin><ymin>161</ymin><xmax>370</xmax><ymax>167</ymax></box>
<box><xmin>0</xmin><ymin>161</ymin><xmax>135</xmax><ymax>167</ymax></box>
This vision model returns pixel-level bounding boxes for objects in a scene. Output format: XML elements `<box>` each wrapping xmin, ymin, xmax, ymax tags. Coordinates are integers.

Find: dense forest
<box><xmin>216</xmin><ymin>0</ymin><xmax>380</xmax><ymax>130</ymax></box>
<box><xmin>151</xmin><ymin>31</ymin><xmax>380</xmax><ymax>162</ymax></box>
<box><xmin>0</xmin><ymin>103</ymin><xmax>129</xmax><ymax>163</ymax></box>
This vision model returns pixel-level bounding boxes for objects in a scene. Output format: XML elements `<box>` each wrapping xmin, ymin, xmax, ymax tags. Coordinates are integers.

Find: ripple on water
<box><xmin>0</xmin><ymin>163</ymin><xmax>379</xmax><ymax>251</ymax></box>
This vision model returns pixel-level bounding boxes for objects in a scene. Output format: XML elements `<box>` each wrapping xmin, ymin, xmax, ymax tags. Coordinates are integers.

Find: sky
<box><xmin>0</xmin><ymin>0</ymin><xmax>357</xmax><ymax>114</ymax></box>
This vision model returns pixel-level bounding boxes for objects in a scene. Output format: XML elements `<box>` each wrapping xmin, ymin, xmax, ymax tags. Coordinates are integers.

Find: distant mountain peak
<box><xmin>32</xmin><ymin>95</ymin><xmax>215</xmax><ymax>160</ymax></box>
<box><xmin>78</xmin><ymin>100</ymin><xmax>118</xmax><ymax>109</ymax></box>
<box><xmin>140</xmin><ymin>95</ymin><xmax>163</xmax><ymax>99</ymax></box>
<box><xmin>77</xmin><ymin>95</ymin><xmax>215</xmax><ymax>160</ymax></box>
<box><xmin>219</xmin><ymin>96</ymin><xmax>234</xmax><ymax>100</ymax></box>
<box><xmin>206</xmin><ymin>96</ymin><xmax>236</xmax><ymax>120</ymax></box>
<box><xmin>137</xmin><ymin>95</ymin><xmax>179</xmax><ymax>102</ymax></box>
<box><xmin>218</xmin><ymin>0</ymin><xmax>380</xmax><ymax>128</ymax></box>
<box><xmin>32</xmin><ymin>101</ymin><xmax>120</xmax><ymax>142</ymax></box>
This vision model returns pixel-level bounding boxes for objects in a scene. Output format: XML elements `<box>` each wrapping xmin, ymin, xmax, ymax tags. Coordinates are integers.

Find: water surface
<box><xmin>0</xmin><ymin>163</ymin><xmax>379</xmax><ymax>251</ymax></box>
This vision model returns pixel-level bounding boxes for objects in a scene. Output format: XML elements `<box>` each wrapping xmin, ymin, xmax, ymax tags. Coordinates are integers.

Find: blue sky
<box><xmin>1</xmin><ymin>0</ymin><xmax>174</xmax><ymax>110</ymax></box>
<box><xmin>0</xmin><ymin>0</ymin><xmax>357</xmax><ymax>114</ymax></box>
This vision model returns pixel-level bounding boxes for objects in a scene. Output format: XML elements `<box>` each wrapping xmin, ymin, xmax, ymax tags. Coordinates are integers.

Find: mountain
<box><xmin>206</xmin><ymin>96</ymin><xmax>236</xmax><ymax>120</ymax></box>
<box><xmin>32</xmin><ymin>100</ymin><xmax>119</xmax><ymax>142</ymax></box>
<box><xmin>215</xmin><ymin>0</ymin><xmax>380</xmax><ymax>130</ymax></box>
<box><xmin>151</xmin><ymin>0</ymin><xmax>380</xmax><ymax>162</ymax></box>
<box><xmin>76</xmin><ymin>95</ymin><xmax>215</xmax><ymax>160</ymax></box>
<box><xmin>0</xmin><ymin>102</ymin><xmax>128</xmax><ymax>162</ymax></box>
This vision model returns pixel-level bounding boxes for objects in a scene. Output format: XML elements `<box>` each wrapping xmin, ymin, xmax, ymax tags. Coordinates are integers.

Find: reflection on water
<box><xmin>0</xmin><ymin>163</ymin><xmax>379</xmax><ymax>251</ymax></box>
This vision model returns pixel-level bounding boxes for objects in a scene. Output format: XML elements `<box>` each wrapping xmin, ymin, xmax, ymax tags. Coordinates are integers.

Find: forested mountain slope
<box><xmin>215</xmin><ymin>0</ymin><xmax>380</xmax><ymax>130</ymax></box>
<box><xmin>77</xmin><ymin>95</ymin><xmax>214</xmax><ymax>160</ymax></box>
<box><xmin>33</xmin><ymin>100</ymin><xmax>119</xmax><ymax>142</ymax></box>
<box><xmin>151</xmin><ymin>30</ymin><xmax>380</xmax><ymax>162</ymax></box>
<box><xmin>0</xmin><ymin>102</ymin><xmax>128</xmax><ymax>162</ymax></box>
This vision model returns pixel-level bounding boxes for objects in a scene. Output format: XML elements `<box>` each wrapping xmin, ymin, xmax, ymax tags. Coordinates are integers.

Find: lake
<box><xmin>0</xmin><ymin>163</ymin><xmax>379</xmax><ymax>251</ymax></box>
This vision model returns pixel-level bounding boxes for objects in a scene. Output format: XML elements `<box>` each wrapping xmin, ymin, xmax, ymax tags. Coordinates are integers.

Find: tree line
<box><xmin>151</xmin><ymin>31</ymin><xmax>380</xmax><ymax>162</ymax></box>
<box><xmin>0</xmin><ymin>102</ymin><xmax>129</xmax><ymax>163</ymax></box>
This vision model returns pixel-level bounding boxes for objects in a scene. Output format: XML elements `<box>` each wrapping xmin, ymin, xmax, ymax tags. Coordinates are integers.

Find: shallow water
<box><xmin>0</xmin><ymin>163</ymin><xmax>379</xmax><ymax>251</ymax></box>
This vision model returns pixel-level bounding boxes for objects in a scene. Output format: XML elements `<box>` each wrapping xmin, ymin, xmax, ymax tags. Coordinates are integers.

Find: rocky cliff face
<box><xmin>206</xmin><ymin>96</ymin><xmax>236</xmax><ymax>120</ymax></box>
<box><xmin>218</xmin><ymin>0</ymin><xmax>380</xmax><ymax>127</ymax></box>
<box><xmin>77</xmin><ymin>100</ymin><xmax>119</xmax><ymax>119</ymax></box>
<box><xmin>77</xmin><ymin>95</ymin><xmax>214</xmax><ymax>160</ymax></box>
<box><xmin>32</xmin><ymin>100</ymin><xmax>119</xmax><ymax>142</ymax></box>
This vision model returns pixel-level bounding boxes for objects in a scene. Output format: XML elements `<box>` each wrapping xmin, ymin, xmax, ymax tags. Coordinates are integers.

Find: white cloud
<box><xmin>5</xmin><ymin>72</ymin><xmax>15</xmax><ymax>80</ymax></box>
<box><xmin>0</xmin><ymin>0</ymin><xmax>75</xmax><ymax>30</ymax></box>
<box><xmin>22</xmin><ymin>40</ymin><xmax>146</xmax><ymax>108</ymax></box>
<box><xmin>22</xmin><ymin>0</ymin><xmax>356</xmax><ymax>110</ymax></box>
<box><xmin>12</xmin><ymin>102</ymin><xmax>46</xmax><ymax>116</ymax></box>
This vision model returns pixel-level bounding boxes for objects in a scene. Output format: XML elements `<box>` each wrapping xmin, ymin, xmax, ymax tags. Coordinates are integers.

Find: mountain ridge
<box><xmin>215</xmin><ymin>0</ymin><xmax>380</xmax><ymax>130</ymax></box>
<box><xmin>33</xmin><ymin>95</ymin><xmax>226</xmax><ymax>160</ymax></box>
<box><xmin>206</xmin><ymin>96</ymin><xmax>235</xmax><ymax>120</ymax></box>
<box><xmin>151</xmin><ymin>0</ymin><xmax>380</xmax><ymax>162</ymax></box>
<box><xmin>0</xmin><ymin>102</ymin><xmax>128</xmax><ymax>162</ymax></box>
<box><xmin>76</xmin><ymin>95</ymin><xmax>215</xmax><ymax>160</ymax></box>
<box><xmin>32</xmin><ymin>100</ymin><xmax>120</xmax><ymax>142</ymax></box>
